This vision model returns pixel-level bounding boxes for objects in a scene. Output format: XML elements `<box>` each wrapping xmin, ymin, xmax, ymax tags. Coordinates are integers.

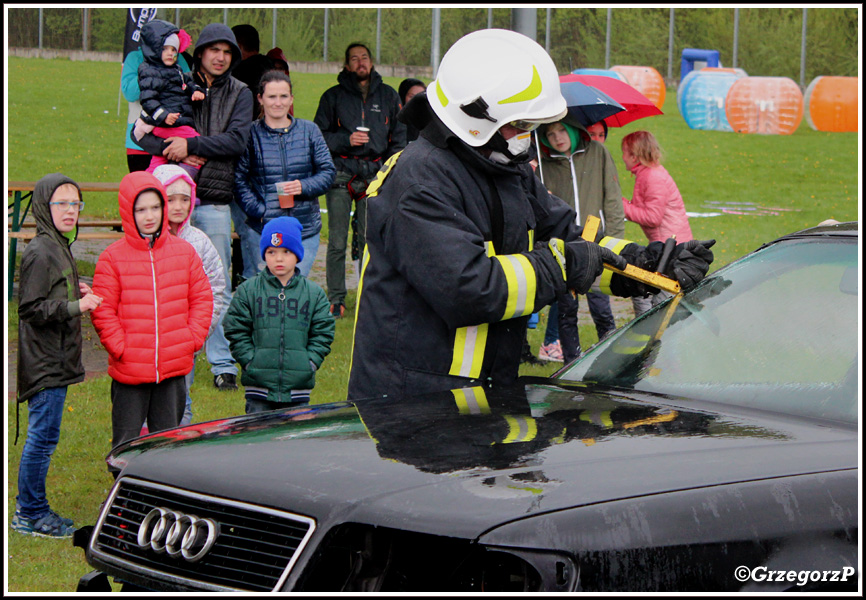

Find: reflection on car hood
<box><xmin>113</xmin><ymin>382</ymin><xmax>856</xmax><ymax>539</ymax></box>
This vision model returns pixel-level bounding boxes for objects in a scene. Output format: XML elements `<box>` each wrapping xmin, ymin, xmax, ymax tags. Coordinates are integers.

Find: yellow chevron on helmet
<box><xmin>428</xmin><ymin>29</ymin><xmax>567</xmax><ymax>147</ymax></box>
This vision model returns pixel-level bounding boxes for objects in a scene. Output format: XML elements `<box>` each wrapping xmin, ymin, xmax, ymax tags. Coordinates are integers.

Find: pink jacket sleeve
<box><xmin>622</xmin><ymin>165</ymin><xmax>667</xmax><ymax>229</ymax></box>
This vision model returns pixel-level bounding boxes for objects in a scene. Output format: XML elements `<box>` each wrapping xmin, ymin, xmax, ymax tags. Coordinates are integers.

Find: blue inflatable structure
<box><xmin>680</xmin><ymin>49</ymin><xmax>720</xmax><ymax>83</ymax></box>
<box><xmin>678</xmin><ymin>70</ymin><xmax>745</xmax><ymax>132</ymax></box>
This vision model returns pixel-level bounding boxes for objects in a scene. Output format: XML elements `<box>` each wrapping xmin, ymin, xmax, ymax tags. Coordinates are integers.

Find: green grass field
<box><xmin>5</xmin><ymin>56</ymin><xmax>860</xmax><ymax>592</ymax></box>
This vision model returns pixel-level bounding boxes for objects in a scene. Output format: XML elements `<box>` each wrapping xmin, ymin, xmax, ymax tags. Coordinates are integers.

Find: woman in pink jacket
<box><xmin>621</xmin><ymin>131</ymin><xmax>694</xmax><ymax>315</ymax></box>
<box><xmin>91</xmin><ymin>171</ymin><xmax>212</xmax><ymax>460</ymax></box>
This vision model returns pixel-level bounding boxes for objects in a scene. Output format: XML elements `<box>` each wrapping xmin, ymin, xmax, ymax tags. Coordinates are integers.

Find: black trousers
<box><xmin>110</xmin><ymin>376</ymin><xmax>185</xmax><ymax>453</ymax></box>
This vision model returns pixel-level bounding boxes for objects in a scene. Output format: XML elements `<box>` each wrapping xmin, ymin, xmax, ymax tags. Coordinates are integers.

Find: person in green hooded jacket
<box><xmin>535</xmin><ymin>116</ymin><xmax>626</xmax><ymax>363</ymax></box>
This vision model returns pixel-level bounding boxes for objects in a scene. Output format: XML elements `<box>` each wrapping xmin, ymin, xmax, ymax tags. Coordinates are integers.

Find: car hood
<box><xmin>111</xmin><ymin>381</ymin><xmax>856</xmax><ymax>540</ymax></box>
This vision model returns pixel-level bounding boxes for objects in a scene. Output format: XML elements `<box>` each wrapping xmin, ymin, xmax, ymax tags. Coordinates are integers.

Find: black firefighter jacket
<box><xmin>347</xmin><ymin>95</ymin><xmax>592</xmax><ymax>401</ymax></box>
<box><xmin>17</xmin><ymin>174</ymin><xmax>86</xmax><ymax>403</ymax></box>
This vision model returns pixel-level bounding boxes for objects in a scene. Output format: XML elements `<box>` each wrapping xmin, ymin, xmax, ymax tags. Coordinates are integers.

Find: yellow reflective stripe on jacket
<box><xmin>452</xmin><ymin>387</ymin><xmax>491</xmax><ymax>415</ymax></box>
<box><xmin>449</xmin><ymin>242</ymin><xmax>495</xmax><ymax>378</ymax></box>
<box><xmin>500</xmin><ymin>415</ymin><xmax>538</xmax><ymax>444</ymax></box>
<box><xmin>594</xmin><ymin>235</ymin><xmax>633</xmax><ymax>295</ymax></box>
<box><xmin>365</xmin><ymin>151</ymin><xmax>402</xmax><ymax>199</ymax></box>
<box><xmin>347</xmin><ymin>245</ymin><xmax>372</xmax><ymax>377</ymax></box>
<box><xmin>449</xmin><ymin>324</ymin><xmax>488</xmax><ymax>378</ymax></box>
<box><xmin>493</xmin><ymin>253</ymin><xmax>536</xmax><ymax>320</ymax></box>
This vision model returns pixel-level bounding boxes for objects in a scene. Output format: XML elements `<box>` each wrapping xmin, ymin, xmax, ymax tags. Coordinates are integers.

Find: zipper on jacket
<box><xmin>278</xmin><ymin>287</ymin><xmax>286</xmax><ymax>401</ymax></box>
<box><xmin>150</xmin><ymin>249</ymin><xmax>160</xmax><ymax>383</ymax></box>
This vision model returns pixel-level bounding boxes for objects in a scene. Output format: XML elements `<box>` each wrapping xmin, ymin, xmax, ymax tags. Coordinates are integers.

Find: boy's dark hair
<box><xmin>257</xmin><ymin>69</ymin><xmax>292</xmax><ymax>97</ymax></box>
<box><xmin>344</xmin><ymin>42</ymin><xmax>372</xmax><ymax>66</ymax></box>
<box><xmin>232</xmin><ymin>24</ymin><xmax>260</xmax><ymax>53</ymax></box>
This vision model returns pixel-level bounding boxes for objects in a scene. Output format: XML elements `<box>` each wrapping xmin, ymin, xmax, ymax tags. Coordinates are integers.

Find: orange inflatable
<box><xmin>725</xmin><ymin>77</ymin><xmax>804</xmax><ymax>135</ymax></box>
<box><xmin>611</xmin><ymin>65</ymin><xmax>666</xmax><ymax>110</ymax></box>
<box><xmin>804</xmin><ymin>76</ymin><xmax>858</xmax><ymax>132</ymax></box>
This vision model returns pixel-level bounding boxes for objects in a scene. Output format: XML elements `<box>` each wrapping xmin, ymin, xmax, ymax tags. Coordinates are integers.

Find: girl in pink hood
<box><xmin>621</xmin><ymin>131</ymin><xmax>694</xmax><ymax>316</ymax></box>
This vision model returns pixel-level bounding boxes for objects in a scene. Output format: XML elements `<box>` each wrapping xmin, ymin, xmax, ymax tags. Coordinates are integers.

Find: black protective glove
<box><xmin>564</xmin><ymin>240</ymin><xmax>628</xmax><ymax>294</ymax></box>
<box><xmin>613</xmin><ymin>239</ymin><xmax>716</xmax><ymax>297</ymax></box>
<box><xmin>666</xmin><ymin>239</ymin><xmax>716</xmax><ymax>290</ymax></box>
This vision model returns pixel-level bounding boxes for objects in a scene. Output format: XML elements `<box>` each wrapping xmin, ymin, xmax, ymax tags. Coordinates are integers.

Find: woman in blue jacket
<box><xmin>234</xmin><ymin>70</ymin><xmax>336</xmax><ymax>277</ymax></box>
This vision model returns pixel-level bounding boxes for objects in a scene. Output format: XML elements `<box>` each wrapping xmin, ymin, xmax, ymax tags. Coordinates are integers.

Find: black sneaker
<box><xmin>330</xmin><ymin>302</ymin><xmax>346</xmax><ymax>319</ymax></box>
<box><xmin>214</xmin><ymin>373</ymin><xmax>238</xmax><ymax>391</ymax></box>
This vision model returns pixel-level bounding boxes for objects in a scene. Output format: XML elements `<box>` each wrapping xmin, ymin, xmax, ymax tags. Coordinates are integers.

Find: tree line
<box><xmin>7</xmin><ymin>7</ymin><xmax>859</xmax><ymax>82</ymax></box>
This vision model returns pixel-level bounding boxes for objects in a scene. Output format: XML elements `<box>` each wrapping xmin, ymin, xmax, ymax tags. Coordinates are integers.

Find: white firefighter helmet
<box><xmin>428</xmin><ymin>29</ymin><xmax>567</xmax><ymax>147</ymax></box>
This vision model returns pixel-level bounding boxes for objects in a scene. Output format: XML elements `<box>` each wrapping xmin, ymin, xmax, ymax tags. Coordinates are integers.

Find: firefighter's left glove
<box><xmin>667</xmin><ymin>239</ymin><xmax>716</xmax><ymax>290</ymax></box>
<box><xmin>549</xmin><ymin>239</ymin><xmax>627</xmax><ymax>295</ymax></box>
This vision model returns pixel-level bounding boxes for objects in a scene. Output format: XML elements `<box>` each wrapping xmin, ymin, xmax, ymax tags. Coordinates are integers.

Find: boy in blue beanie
<box><xmin>223</xmin><ymin>217</ymin><xmax>335</xmax><ymax>413</ymax></box>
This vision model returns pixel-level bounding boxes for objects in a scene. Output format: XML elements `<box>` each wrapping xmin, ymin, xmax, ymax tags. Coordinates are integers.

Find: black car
<box><xmin>76</xmin><ymin>222</ymin><xmax>859</xmax><ymax>592</ymax></box>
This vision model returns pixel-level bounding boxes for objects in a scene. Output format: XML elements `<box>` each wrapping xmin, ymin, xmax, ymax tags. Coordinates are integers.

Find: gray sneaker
<box><xmin>12</xmin><ymin>511</ymin><xmax>76</xmax><ymax>538</ymax></box>
<box><xmin>15</xmin><ymin>503</ymin><xmax>73</xmax><ymax>528</ymax></box>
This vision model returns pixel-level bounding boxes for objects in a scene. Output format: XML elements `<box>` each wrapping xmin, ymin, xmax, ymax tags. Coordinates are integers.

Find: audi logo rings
<box><xmin>137</xmin><ymin>507</ymin><xmax>220</xmax><ymax>562</ymax></box>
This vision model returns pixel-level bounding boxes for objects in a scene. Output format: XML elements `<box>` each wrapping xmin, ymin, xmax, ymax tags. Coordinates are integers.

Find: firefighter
<box><xmin>347</xmin><ymin>29</ymin><xmax>715</xmax><ymax>401</ymax></box>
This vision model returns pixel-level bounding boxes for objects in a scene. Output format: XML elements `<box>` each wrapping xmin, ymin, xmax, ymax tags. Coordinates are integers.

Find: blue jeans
<box><xmin>299</xmin><ymin>232</ymin><xmax>320</xmax><ymax>278</ymax></box>
<box><xmin>16</xmin><ymin>387</ymin><xmax>67</xmax><ymax>520</ymax></box>
<box><xmin>230</xmin><ymin>199</ymin><xmax>263</xmax><ymax>280</ymax></box>
<box><xmin>191</xmin><ymin>203</ymin><xmax>238</xmax><ymax>377</ymax></box>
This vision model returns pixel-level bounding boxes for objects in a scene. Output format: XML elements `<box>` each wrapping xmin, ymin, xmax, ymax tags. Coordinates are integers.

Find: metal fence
<box><xmin>6</xmin><ymin>7</ymin><xmax>859</xmax><ymax>87</ymax></box>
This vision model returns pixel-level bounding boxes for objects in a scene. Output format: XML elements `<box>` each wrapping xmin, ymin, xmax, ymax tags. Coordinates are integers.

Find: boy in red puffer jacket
<box><xmin>91</xmin><ymin>171</ymin><xmax>212</xmax><ymax>471</ymax></box>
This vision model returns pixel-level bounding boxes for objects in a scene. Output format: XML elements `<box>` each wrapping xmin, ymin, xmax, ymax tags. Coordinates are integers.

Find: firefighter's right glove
<box><xmin>550</xmin><ymin>239</ymin><xmax>627</xmax><ymax>295</ymax></box>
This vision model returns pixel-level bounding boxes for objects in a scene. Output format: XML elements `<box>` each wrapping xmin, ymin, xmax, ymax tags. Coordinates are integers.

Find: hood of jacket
<box><xmin>32</xmin><ymin>173</ymin><xmax>82</xmax><ymax>246</ymax></box>
<box><xmin>151</xmin><ymin>164</ymin><xmax>198</xmax><ymax>235</ymax></box>
<box><xmin>538</xmin><ymin>114</ymin><xmax>591</xmax><ymax>158</ymax></box>
<box><xmin>192</xmin><ymin>23</ymin><xmax>242</xmax><ymax>86</ymax></box>
<box><xmin>337</xmin><ymin>67</ymin><xmax>384</xmax><ymax>97</ymax></box>
<box><xmin>401</xmin><ymin>91</ymin><xmax>526</xmax><ymax>179</ymax></box>
<box><xmin>139</xmin><ymin>19</ymin><xmax>180</xmax><ymax>68</ymax></box>
<box><xmin>118</xmin><ymin>171</ymin><xmax>170</xmax><ymax>251</ymax></box>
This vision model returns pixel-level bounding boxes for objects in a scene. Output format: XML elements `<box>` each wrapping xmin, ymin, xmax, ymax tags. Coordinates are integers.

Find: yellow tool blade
<box><xmin>581</xmin><ymin>215</ymin><xmax>681</xmax><ymax>294</ymax></box>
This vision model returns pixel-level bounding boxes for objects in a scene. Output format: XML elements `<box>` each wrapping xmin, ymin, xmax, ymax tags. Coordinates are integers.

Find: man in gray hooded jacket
<box><xmin>13</xmin><ymin>173</ymin><xmax>102</xmax><ymax>538</ymax></box>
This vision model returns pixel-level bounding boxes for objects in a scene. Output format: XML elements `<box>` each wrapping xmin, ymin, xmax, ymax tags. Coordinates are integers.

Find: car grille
<box><xmin>89</xmin><ymin>477</ymin><xmax>316</xmax><ymax>592</ymax></box>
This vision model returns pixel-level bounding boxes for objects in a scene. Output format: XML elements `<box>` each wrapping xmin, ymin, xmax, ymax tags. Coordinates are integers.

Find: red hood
<box><xmin>118</xmin><ymin>171</ymin><xmax>170</xmax><ymax>251</ymax></box>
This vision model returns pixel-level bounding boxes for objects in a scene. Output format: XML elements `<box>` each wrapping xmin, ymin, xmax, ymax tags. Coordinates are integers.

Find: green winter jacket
<box><xmin>223</xmin><ymin>268</ymin><xmax>334</xmax><ymax>402</ymax></box>
<box><xmin>538</xmin><ymin>117</ymin><xmax>625</xmax><ymax>238</ymax></box>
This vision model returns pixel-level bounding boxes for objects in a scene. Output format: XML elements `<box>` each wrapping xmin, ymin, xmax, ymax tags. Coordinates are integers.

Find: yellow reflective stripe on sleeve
<box><xmin>449</xmin><ymin>324</ymin><xmax>488</xmax><ymax>378</ymax></box>
<box><xmin>500</xmin><ymin>415</ymin><xmax>538</xmax><ymax>444</ymax></box>
<box><xmin>527</xmin><ymin>229</ymin><xmax>534</xmax><ymax>251</ymax></box>
<box><xmin>365</xmin><ymin>151</ymin><xmax>402</xmax><ymax>199</ymax></box>
<box><xmin>485</xmin><ymin>240</ymin><xmax>495</xmax><ymax>257</ymax></box>
<box><xmin>452</xmin><ymin>387</ymin><xmax>491</xmax><ymax>415</ymax></box>
<box><xmin>494</xmin><ymin>253</ymin><xmax>537</xmax><ymax>320</ymax></box>
<box><xmin>595</xmin><ymin>236</ymin><xmax>634</xmax><ymax>295</ymax></box>
<box><xmin>547</xmin><ymin>238</ymin><xmax>567</xmax><ymax>282</ymax></box>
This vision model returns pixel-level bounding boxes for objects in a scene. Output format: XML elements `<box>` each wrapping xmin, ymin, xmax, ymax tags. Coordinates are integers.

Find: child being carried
<box><xmin>133</xmin><ymin>19</ymin><xmax>204</xmax><ymax>178</ymax></box>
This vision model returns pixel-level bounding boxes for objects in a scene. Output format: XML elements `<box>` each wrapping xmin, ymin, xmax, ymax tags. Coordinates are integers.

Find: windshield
<box><xmin>559</xmin><ymin>238</ymin><xmax>858</xmax><ymax>423</ymax></box>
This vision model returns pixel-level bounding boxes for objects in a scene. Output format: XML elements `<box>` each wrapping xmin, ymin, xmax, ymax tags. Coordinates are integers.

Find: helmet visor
<box><xmin>509</xmin><ymin>107</ymin><xmax>569</xmax><ymax>132</ymax></box>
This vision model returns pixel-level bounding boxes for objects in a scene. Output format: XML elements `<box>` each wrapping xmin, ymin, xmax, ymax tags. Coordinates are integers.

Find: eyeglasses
<box><xmin>49</xmin><ymin>201</ymin><xmax>85</xmax><ymax>212</ymax></box>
